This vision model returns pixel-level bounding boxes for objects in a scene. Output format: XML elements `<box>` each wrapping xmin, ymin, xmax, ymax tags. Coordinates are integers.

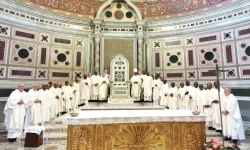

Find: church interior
<box><xmin>0</xmin><ymin>0</ymin><xmax>250</xmax><ymax>149</ymax></box>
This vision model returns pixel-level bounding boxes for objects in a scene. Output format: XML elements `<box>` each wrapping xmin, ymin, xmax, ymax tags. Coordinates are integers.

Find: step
<box><xmin>44</xmin><ymin>124</ymin><xmax>68</xmax><ymax>133</ymax></box>
<box><xmin>16</xmin><ymin>132</ymin><xmax>67</xmax><ymax>144</ymax></box>
<box><xmin>206</xmin><ymin>130</ymin><xmax>222</xmax><ymax>137</ymax></box>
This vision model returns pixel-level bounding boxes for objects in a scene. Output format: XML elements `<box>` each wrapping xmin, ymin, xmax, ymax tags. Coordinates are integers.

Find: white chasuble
<box><xmin>152</xmin><ymin>79</ymin><xmax>162</xmax><ymax>101</ymax></box>
<box><xmin>159</xmin><ymin>84</ymin><xmax>169</xmax><ymax>106</ymax></box>
<box><xmin>222</xmin><ymin>94</ymin><xmax>245</xmax><ymax>140</ymax></box>
<box><xmin>130</xmin><ymin>75</ymin><xmax>141</xmax><ymax>100</ymax></box>
<box><xmin>99</xmin><ymin>76</ymin><xmax>109</xmax><ymax>100</ymax></box>
<box><xmin>167</xmin><ymin>87</ymin><xmax>178</xmax><ymax>110</ymax></box>
<box><xmin>4</xmin><ymin>90</ymin><xmax>27</xmax><ymax>138</ymax></box>
<box><xmin>80</xmin><ymin>78</ymin><xmax>91</xmax><ymax>102</ymax></box>
<box><xmin>24</xmin><ymin>89</ymin><xmax>42</xmax><ymax>128</ymax></box>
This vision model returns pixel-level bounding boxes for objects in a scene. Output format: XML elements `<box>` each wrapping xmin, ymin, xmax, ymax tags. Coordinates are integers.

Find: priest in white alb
<box><xmin>167</xmin><ymin>82</ymin><xmax>178</xmax><ymax>110</ymax></box>
<box><xmin>130</xmin><ymin>68</ymin><xmax>141</xmax><ymax>101</ymax></box>
<box><xmin>142</xmin><ymin>72</ymin><xmax>153</xmax><ymax>101</ymax></box>
<box><xmin>205</xmin><ymin>82</ymin><xmax>214</xmax><ymax>130</ymax></box>
<box><xmin>152</xmin><ymin>74</ymin><xmax>162</xmax><ymax>105</ymax></box>
<box><xmin>73</xmin><ymin>78</ymin><xmax>80</xmax><ymax>108</ymax></box>
<box><xmin>80</xmin><ymin>74</ymin><xmax>91</xmax><ymax>106</ymax></box>
<box><xmin>55</xmin><ymin>82</ymin><xmax>64</xmax><ymax>114</ymax></box>
<box><xmin>211</xmin><ymin>81</ymin><xmax>224</xmax><ymax>132</ymax></box>
<box><xmin>62</xmin><ymin>81</ymin><xmax>73</xmax><ymax>111</ymax></box>
<box><xmin>91</xmin><ymin>71</ymin><xmax>101</xmax><ymax>100</ymax></box>
<box><xmin>49</xmin><ymin>82</ymin><xmax>58</xmax><ymax>119</ymax></box>
<box><xmin>69</xmin><ymin>82</ymin><xmax>77</xmax><ymax>111</ymax></box>
<box><xmin>38</xmin><ymin>84</ymin><xmax>51</xmax><ymax>124</ymax></box>
<box><xmin>177</xmin><ymin>82</ymin><xmax>185</xmax><ymax>110</ymax></box>
<box><xmin>197</xmin><ymin>84</ymin><xmax>211</xmax><ymax>127</ymax></box>
<box><xmin>192</xmin><ymin>82</ymin><xmax>199</xmax><ymax>111</ymax></box>
<box><xmin>99</xmin><ymin>72</ymin><xmax>109</xmax><ymax>101</ymax></box>
<box><xmin>183</xmin><ymin>80</ymin><xmax>195</xmax><ymax>110</ymax></box>
<box><xmin>24</xmin><ymin>83</ymin><xmax>42</xmax><ymax>129</ymax></box>
<box><xmin>4</xmin><ymin>83</ymin><xmax>27</xmax><ymax>142</ymax></box>
<box><xmin>159</xmin><ymin>80</ymin><xmax>169</xmax><ymax>107</ymax></box>
<box><xmin>222</xmin><ymin>87</ymin><xmax>245</xmax><ymax>144</ymax></box>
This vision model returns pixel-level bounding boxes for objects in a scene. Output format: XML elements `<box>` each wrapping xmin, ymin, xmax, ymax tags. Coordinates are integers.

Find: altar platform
<box><xmin>81</xmin><ymin>102</ymin><xmax>165</xmax><ymax>110</ymax></box>
<box><xmin>63</xmin><ymin>109</ymin><xmax>206</xmax><ymax>150</ymax></box>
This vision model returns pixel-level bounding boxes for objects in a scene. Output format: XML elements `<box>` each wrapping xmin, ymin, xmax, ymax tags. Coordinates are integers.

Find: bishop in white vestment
<box><xmin>4</xmin><ymin>84</ymin><xmax>27</xmax><ymax>142</ymax></box>
<box><xmin>130</xmin><ymin>69</ymin><xmax>141</xmax><ymax>101</ymax></box>
<box><xmin>160</xmin><ymin>80</ymin><xmax>169</xmax><ymax>107</ymax></box>
<box><xmin>80</xmin><ymin>74</ymin><xmax>91</xmax><ymax>106</ymax></box>
<box><xmin>24</xmin><ymin>83</ymin><xmax>42</xmax><ymax>128</ymax></box>
<box><xmin>222</xmin><ymin>87</ymin><xmax>245</xmax><ymax>144</ymax></box>
<box><xmin>167</xmin><ymin>82</ymin><xmax>178</xmax><ymax>110</ymax></box>
<box><xmin>142</xmin><ymin>72</ymin><xmax>153</xmax><ymax>101</ymax></box>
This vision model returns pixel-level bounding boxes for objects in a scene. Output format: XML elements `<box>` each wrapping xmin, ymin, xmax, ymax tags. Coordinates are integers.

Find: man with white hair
<box><xmin>24</xmin><ymin>83</ymin><xmax>42</xmax><ymax>128</ymax></box>
<box><xmin>130</xmin><ymin>68</ymin><xmax>141</xmax><ymax>101</ymax></box>
<box><xmin>222</xmin><ymin>87</ymin><xmax>245</xmax><ymax>144</ymax></box>
<box><xmin>4</xmin><ymin>83</ymin><xmax>27</xmax><ymax>142</ymax></box>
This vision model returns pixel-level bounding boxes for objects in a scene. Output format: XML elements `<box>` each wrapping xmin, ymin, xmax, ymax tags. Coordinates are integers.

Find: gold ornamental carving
<box><xmin>67</xmin><ymin>122</ymin><xmax>205</xmax><ymax>150</ymax></box>
<box><xmin>114</xmin><ymin>125</ymin><xmax>163</xmax><ymax>149</ymax></box>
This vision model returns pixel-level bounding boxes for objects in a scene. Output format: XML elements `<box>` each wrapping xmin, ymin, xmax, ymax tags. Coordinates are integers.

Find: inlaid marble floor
<box><xmin>0</xmin><ymin>102</ymin><xmax>249</xmax><ymax>150</ymax></box>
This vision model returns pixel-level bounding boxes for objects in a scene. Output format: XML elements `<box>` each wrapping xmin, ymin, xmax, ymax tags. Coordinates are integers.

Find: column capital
<box><xmin>136</xmin><ymin>19</ymin><xmax>146</xmax><ymax>26</ymax></box>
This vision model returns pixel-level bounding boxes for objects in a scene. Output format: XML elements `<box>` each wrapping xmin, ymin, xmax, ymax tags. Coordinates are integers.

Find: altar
<box><xmin>63</xmin><ymin>110</ymin><xmax>206</xmax><ymax>150</ymax></box>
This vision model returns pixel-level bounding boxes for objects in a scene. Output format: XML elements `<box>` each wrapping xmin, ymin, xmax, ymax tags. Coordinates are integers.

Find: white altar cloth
<box><xmin>63</xmin><ymin>110</ymin><xmax>206</xmax><ymax>125</ymax></box>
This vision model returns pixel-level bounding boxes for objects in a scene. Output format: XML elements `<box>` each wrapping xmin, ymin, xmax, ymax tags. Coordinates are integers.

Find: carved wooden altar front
<box><xmin>67</xmin><ymin>121</ymin><xmax>205</xmax><ymax>150</ymax></box>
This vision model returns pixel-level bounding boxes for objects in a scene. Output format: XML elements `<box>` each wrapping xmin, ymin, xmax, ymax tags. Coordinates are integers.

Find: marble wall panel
<box><xmin>9</xmin><ymin>40</ymin><xmax>37</xmax><ymax>66</ymax></box>
<box><xmin>197</xmin><ymin>44</ymin><xmax>222</xmax><ymax>68</ymax></box>
<box><xmin>50</xmin><ymin>47</ymin><xmax>73</xmax><ymax>68</ymax></box>
<box><xmin>163</xmin><ymin>49</ymin><xmax>184</xmax><ymax>69</ymax></box>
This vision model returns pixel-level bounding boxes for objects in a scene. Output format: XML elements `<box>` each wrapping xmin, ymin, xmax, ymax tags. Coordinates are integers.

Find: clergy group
<box><xmin>3</xmin><ymin>69</ymin><xmax>245</xmax><ymax>144</ymax></box>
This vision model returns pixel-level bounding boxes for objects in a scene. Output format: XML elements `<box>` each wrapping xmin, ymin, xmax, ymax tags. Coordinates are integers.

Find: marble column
<box><xmin>87</xmin><ymin>35</ymin><xmax>94</xmax><ymax>73</ymax></box>
<box><xmin>136</xmin><ymin>20</ymin><xmax>146</xmax><ymax>71</ymax></box>
<box><xmin>93</xmin><ymin>19</ymin><xmax>103</xmax><ymax>73</ymax></box>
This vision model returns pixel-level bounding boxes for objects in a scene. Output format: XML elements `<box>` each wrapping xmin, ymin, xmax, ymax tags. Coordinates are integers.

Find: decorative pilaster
<box><xmin>87</xmin><ymin>34</ymin><xmax>94</xmax><ymax>73</ymax></box>
<box><xmin>93</xmin><ymin>19</ymin><xmax>103</xmax><ymax>73</ymax></box>
<box><xmin>136</xmin><ymin>20</ymin><xmax>146</xmax><ymax>71</ymax></box>
<box><xmin>143</xmin><ymin>36</ymin><xmax>149</xmax><ymax>70</ymax></box>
